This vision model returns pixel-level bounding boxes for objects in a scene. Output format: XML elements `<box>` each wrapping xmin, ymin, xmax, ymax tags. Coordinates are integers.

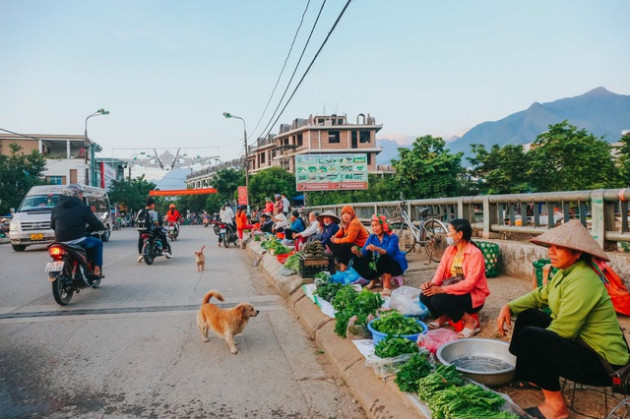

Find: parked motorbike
<box><xmin>219</xmin><ymin>222</ymin><xmax>238</xmax><ymax>248</ymax></box>
<box><xmin>141</xmin><ymin>228</ymin><xmax>169</xmax><ymax>265</ymax></box>
<box><xmin>167</xmin><ymin>222</ymin><xmax>179</xmax><ymax>241</ymax></box>
<box><xmin>45</xmin><ymin>242</ymin><xmax>101</xmax><ymax>306</ymax></box>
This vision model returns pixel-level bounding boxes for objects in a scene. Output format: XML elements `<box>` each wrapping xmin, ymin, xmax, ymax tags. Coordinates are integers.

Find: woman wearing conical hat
<box><xmin>497</xmin><ymin>220</ymin><xmax>629</xmax><ymax>419</ymax></box>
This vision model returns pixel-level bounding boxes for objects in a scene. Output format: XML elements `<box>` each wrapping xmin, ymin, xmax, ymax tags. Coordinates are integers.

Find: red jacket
<box><xmin>334</xmin><ymin>206</ymin><xmax>369</xmax><ymax>247</ymax></box>
<box><xmin>165</xmin><ymin>209</ymin><xmax>181</xmax><ymax>224</ymax></box>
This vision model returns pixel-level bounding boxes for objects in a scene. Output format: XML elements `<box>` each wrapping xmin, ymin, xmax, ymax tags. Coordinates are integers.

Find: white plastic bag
<box><xmin>389</xmin><ymin>286</ymin><xmax>428</xmax><ymax>317</ymax></box>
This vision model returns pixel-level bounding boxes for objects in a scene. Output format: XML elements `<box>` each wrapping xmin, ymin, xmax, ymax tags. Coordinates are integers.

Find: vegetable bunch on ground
<box><xmin>394</xmin><ymin>352</ymin><xmax>433</xmax><ymax>392</ymax></box>
<box><xmin>283</xmin><ymin>253</ymin><xmax>301</xmax><ymax>272</ymax></box>
<box><xmin>371</xmin><ymin>310</ymin><xmax>424</xmax><ymax>335</ymax></box>
<box><xmin>261</xmin><ymin>238</ymin><xmax>292</xmax><ymax>255</ymax></box>
<box><xmin>374</xmin><ymin>336</ymin><xmax>418</xmax><ymax>358</ymax></box>
<box><xmin>313</xmin><ymin>282</ymin><xmax>344</xmax><ymax>302</ymax></box>
<box><xmin>332</xmin><ymin>286</ymin><xmax>383</xmax><ymax>338</ymax></box>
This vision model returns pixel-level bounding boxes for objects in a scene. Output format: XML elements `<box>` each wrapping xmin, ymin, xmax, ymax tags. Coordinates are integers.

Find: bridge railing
<box><xmin>309</xmin><ymin>189</ymin><xmax>630</xmax><ymax>250</ymax></box>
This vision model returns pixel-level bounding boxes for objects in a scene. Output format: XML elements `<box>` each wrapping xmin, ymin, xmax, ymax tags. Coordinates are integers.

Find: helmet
<box><xmin>169</xmin><ymin>204</ymin><xmax>176</xmax><ymax>209</ymax></box>
<box><xmin>62</xmin><ymin>184</ymin><xmax>83</xmax><ymax>198</ymax></box>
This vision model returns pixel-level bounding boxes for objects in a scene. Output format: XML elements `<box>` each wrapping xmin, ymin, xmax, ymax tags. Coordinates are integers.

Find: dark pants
<box><xmin>284</xmin><ymin>229</ymin><xmax>297</xmax><ymax>240</ymax></box>
<box><xmin>509</xmin><ymin>308</ymin><xmax>615</xmax><ymax>391</ymax></box>
<box><xmin>329</xmin><ymin>242</ymin><xmax>355</xmax><ymax>266</ymax></box>
<box><xmin>420</xmin><ymin>292</ymin><xmax>481</xmax><ymax>323</ymax></box>
<box><xmin>352</xmin><ymin>253</ymin><xmax>403</xmax><ymax>280</ymax></box>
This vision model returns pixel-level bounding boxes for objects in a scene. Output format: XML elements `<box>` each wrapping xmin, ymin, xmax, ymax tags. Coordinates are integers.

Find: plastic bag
<box><xmin>330</xmin><ymin>267</ymin><xmax>360</xmax><ymax>284</ymax></box>
<box><xmin>365</xmin><ymin>352</ymin><xmax>415</xmax><ymax>380</ymax></box>
<box><xmin>416</xmin><ymin>328</ymin><xmax>459</xmax><ymax>354</ymax></box>
<box><xmin>590</xmin><ymin>259</ymin><xmax>630</xmax><ymax>316</ymax></box>
<box><xmin>345</xmin><ymin>314</ymin><xmax>374</xmax><ymax>340</ymax></box>
<box><xmin>389</xmin><ymin>286</ymin><xmax>428</xmax><ymax>318</ymax></box>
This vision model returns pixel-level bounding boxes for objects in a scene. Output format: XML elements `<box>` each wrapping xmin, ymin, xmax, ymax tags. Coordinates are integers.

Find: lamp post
<box><xmin>223</xmin><ymin>112</ymin><xmax>249</xmax><ymax>210</ymax></box>
<box><xmin>84</xmin><ymin>108</ymin><xmax>110</xmax><ymax>186</ymax></box>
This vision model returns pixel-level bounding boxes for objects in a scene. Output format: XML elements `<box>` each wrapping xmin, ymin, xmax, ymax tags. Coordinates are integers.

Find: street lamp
<box><xmin>223</xmin><ymin>112</ymin><xmax>249</xmax><ymax>209</ymax></box>
<box><xmin>84</xmin><ymin>108</ymin><xmax>110</xmax><ymax>187</ymax></box>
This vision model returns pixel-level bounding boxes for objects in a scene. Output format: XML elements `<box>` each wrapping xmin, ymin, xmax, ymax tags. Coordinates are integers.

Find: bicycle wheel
<box><xmin>396</xmin><ymin>221</ymin><xmax>417</xmax><ymax>254</ymax></box>
<box><xmin>424</xmin><ymin>219</ymin><xmax>448</xmax><ymax>262</ymax></box>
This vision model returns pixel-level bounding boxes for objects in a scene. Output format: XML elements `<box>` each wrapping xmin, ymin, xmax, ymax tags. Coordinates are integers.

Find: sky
<box><xmin>1</xmin><ymin>0</ymin><xmax>629</xmax><ymax>165</ymax></box>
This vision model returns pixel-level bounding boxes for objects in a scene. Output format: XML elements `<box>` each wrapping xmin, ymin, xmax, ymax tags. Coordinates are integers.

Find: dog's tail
<box><xmin>200</xmin><ymin>245</ymin><xmax>206</xmax><ymax>253</ymax></box>
<box><xmin>202</xmin><ymin>290</ymin><xmax>224</xmax><ymax>304</ymax></box>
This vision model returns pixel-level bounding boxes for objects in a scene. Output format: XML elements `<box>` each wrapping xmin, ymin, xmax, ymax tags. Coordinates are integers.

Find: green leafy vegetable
<box><xmin>417</xmin><ymin>364</ymin><xmax>465</xmax><ymax>402</ymax></box>
<box><xmin>313</xmin><ymin>282</ymin><xmax>344</xmax><ymax>302</ymax></box>
<box><xmin>374</xmin><ymin>336</ymin><xmax>417</xmax><ymax>358</ymax></box>
<box><xmin>371</xmin><ymin>310</ymin><xmax>424</xmax><ymax>335</ymax></box>
<box><xmin>333</xmin><ymin>288</ymin><xmax>384</xmax><ymax>338</ymax></box>
<box><xmin>394</xmin><ymin>352</ymin><xmax>433</xmax><ymax>392</ymax></box>
<box><xmin>284</xmin><ymin>253</ymin><xmax>301</xmax><ymax>272</ymax></box>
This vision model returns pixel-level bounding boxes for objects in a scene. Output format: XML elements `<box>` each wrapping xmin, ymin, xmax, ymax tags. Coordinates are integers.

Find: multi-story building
<box><xmin>185</xmin><ymin>158</ymin><xmax>243</xmax><ymax>190</ymax></box>
<box><xmin>248</xmin><ymin>113</ymin><xmax>382</xmax><ymax>174</ymax></box>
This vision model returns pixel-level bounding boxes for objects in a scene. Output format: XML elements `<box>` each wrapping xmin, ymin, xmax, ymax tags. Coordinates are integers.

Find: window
<box><xmin>297</xmin><ymin>133</ymin><xmax>303</xmax><ymax>147</ymax></box>
<box><xmin>351</xmin><ymin>132</ymin><xmax>358</xmax><ymax>148</ymax></box>
<box><xmin>328</xmin><ymin>130</ymin><xmax>340</xmax><ymax>143</ymax></box>
<box><xmin>260</xmin><ymin>153</ymin><xmax>265</xmax><ymax>164</ymax></box>
<box><xmin>360</xmin><ymin>130</ymin><xmax>371</xmax><ymax>144</ymax></box>
<box><xmin>367</xmin><ymin>154</ymin><xmax>372</xmax><ymax>165</ymax></box>
<box><xmin>47</xmin><ymin>176</ymin><xmax>64</xmax><ymax>185</ymax></box>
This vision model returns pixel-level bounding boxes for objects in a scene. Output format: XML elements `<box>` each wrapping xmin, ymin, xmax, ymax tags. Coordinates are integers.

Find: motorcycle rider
<box><xmin>217</xmin><ymin>202</ymin><xmax>235</xmax><ymax>247</ymax></box>
<box><xmin>165</xmin><ymin>203</ymin><xmax>182</xmax><ymax>234</ymax></box>
<box><xmin>136</xmin><ymin>198</ymin><xmax>171</xmax><ymax>262</ymax></box>
<box><xmin>50</xmin><ymin>184</ymin><xmax>105</xmax><ymax>283</ymax></box>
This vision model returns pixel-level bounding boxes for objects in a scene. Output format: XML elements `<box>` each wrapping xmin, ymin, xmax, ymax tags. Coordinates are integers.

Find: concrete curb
<box><xmin>246</xmin><ymin>240</ymin><xmax>425</xmax><ymax>418</ymax></box>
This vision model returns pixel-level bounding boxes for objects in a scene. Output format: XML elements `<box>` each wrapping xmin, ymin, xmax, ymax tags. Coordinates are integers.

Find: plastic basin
<box><xmin>367</xmin><ymin>317</ymin><xmax>428</xmax><ymax>345</ymax></box>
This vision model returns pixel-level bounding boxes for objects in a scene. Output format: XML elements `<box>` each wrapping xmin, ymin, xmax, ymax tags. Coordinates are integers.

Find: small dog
<box><xmin>197</xmin><ymin>290</ymin><xmax>259</xmax><ymax>354</ymax></box>
<box><xmin>195</xmin><ymin>245</ymin><xmax>206</xmax><ymax>272</ymax></box>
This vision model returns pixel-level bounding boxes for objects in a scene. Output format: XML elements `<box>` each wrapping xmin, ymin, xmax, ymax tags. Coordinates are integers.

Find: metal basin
<box><xmin>436</xmin><ymin>338</ymin><xmax>516</xmax><ymax>387</ymax></box>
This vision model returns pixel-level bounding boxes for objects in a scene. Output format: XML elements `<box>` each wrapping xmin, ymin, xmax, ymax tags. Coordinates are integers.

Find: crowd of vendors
<box><xmin>239</xmin><ymin>197</ymin><xmax>629</xmax><ymax>419</ymax></box>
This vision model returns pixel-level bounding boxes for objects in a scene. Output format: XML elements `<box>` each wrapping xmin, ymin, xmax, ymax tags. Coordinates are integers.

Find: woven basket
<box><xmin>477</xmin><ymin>241</ymin><xmax>501</xmax><ymax>278</ymax></box>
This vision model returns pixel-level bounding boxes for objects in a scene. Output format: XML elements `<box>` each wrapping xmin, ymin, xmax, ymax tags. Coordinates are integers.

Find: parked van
<box><xmin>9</xmin><ymin>185</ymin><xmax>111</xmax><ymax>252</ymax></box>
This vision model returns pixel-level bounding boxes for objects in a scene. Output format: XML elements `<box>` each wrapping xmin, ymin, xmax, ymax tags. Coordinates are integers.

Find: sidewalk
<box><xmin>246</xmin><ymin>241</ymin><xmax>629</xmax><ymax>418</ymax></box>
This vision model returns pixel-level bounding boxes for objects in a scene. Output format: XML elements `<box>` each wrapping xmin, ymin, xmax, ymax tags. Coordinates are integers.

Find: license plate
<box><xmin>30</xmin><ymin>233</ymin><xmax>44</xmax><ymax>240</ymax></box>
<box><xmin>220</xmin><ymin>228</ymin><xmax>226</xmax><ymax>233</ymax></box>
<box><xmin>45</xmin><ymin>261</ymin><xmax>64</xmax><ymax>272</ymax></box>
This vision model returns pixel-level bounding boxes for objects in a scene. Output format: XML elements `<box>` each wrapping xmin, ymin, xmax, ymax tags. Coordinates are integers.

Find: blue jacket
<box><xmin>360</xmin><ymin>233</ymin><xmax>408</xmax><ymax>273</ymax></box>
<box><xmin>290</xmin><ymin>218</ymin><xmax>305</xmax><ymax>233</ymax></box>
<box><xmin>321</xmin><ymin>223</ymin><xmax>340</xmax><ymax>247</ymax></box>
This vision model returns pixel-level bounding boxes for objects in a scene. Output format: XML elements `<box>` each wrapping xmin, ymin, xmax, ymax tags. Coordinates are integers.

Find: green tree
<box><xmin>108</xmin><ymin>175</ymin><xmax>156</xmax><ymax>212</ymax></box>
<box><xmin>0</xmin><ymin>143</ymin><xmax>46</xmax><ymax>214</ymax></box>
<box><xmin>528</xmin><ymin>121</ymin><xmax>622</xmax><ymax>192</ymax></box>
<box><xmin>617</xmin><ymin>132</ymin><xmax>630</xmax><ymax>187</ymax></box>
<box><xmin>249</xmin><ymin>167</ymin><xmax>296</xmax><ymax>208</ymax></box>
<box><xmin>467</xmin><ymin>144</ymin><xmax>532</xmax><ymax>194</ymax></box>
<box><xmin>390</xmin><ymin>135</ymin><xmax>464</xmax><ymax>199</ymax></box>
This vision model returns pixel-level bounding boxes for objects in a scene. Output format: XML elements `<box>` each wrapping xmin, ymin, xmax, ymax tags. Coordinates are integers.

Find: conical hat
<box><xmin>317</xmin><ymin>210</ymin><xmax>340</xmax><ymax>223</ymax></box>
<box><xmin>529</xmin><ymin>219</ymin><xmax>609</xmax><ymax>261</ymax></box>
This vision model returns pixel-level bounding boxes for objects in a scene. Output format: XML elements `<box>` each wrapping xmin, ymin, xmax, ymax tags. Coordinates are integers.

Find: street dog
<box><xmin>195</xmin><ymin>245</ymin><xmax>206</xmax><ymax>272</ymax></box>
<box><xmin>197</xmin><ymin>290</ymin><xmax>259</xmax><ymax>354</ymax></box>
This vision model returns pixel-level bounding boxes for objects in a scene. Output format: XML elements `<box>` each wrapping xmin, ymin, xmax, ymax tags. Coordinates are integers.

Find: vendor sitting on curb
<box><xmin>351</xmin><ymin>214</ymin><xmax>407</xmax><ymax>297</ymax></box>
<box><xmin>294</xmin><ymin>211</ymin><xmax>320</xmax><ymax>249</ymax></box>
<box><xmin>315</xmin><ymin>210</ymin><xmax>340</xmax><ymax>248</ymax></box>
<box><xmin>329</xmin><ymin>206</ymin><xmax>369</xmax><ymax>272</ymax></box>
<box><xmin>420</xmin><ymin>218</ymin><xmax>490</xmax><ymax>339</ymax></box>
<box><xmin>496</xmin><ymin>220</ymin><xmax>629</xmax><ymax>419</ymax></box>
<box><xmin>283</xmin><ymin>210</ymin><xmax>305</xmax><ymax>241</ymax></box>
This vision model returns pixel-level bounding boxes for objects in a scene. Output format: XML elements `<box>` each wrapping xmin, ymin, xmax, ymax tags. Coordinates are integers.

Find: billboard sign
<box><xmin>295</xmin><ymin>154</ymin><xmax>368</xmax><ymax>191</ymax></box>
<box><xmin>237</xmin><ymin>186</ymin><xmax>248</xmax><ymax>205</ymax></box>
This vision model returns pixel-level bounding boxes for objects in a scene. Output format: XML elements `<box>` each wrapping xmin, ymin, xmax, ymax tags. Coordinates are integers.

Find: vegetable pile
<box><xmin>313</xmin><ymin>282</ymin><xmax>344</xmax><ymax>302</ymax></box>
<box><xmin>394</xmin><ymin>352</ymin><xmax>433</xmax><ymax>392</ymax></box>
<box><xmin>260</xmin><ymin>238</ymin><xmax>292</xmax><ymax>255</ymax></box>
<box><xmin>302</xmin><ymin>241</ymin><xmax>326</xmax><ymax>259</ymax></box>
<box><xmin>283</xmin><ymin>253</ymin><xmax>301</xmax><ymax>272</ymax></box>
<box><xmin>417</xmin><ymin>364</ymin><xmax>465</xmax><ymax>401</ymax></box>
<box><xmin>371</xmin><ymin>310</ymin><xmax>424</xmax><ymax>335</ymax></box>
<box><xmin>374</xmin><ymin>336</ymin><xmax>417</xmax><ymax>359</ymax></box>
<box><xmin>331</xmin><ymin>286</ymin><xmax>383</xmax><ymax>338</ymax></box>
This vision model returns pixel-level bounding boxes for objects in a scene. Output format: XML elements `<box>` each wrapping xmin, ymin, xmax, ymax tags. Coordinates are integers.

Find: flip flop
<box><xmin>457</xmin><ymin>324</ymin><xmax>481</xmax><ymax>338</ymax></box>
<box><xmin>510</xmin><ymin>380</ymin><xmax>540</xmax><ymax>390</ymax></box>
<box><xmin>427</xmin><ymin>320</ymin><xmax>443</xmax><ymax>329</ymax></box>
<box><xmin>524</xmin><ymin>406</ymin><xmax>546</xmax><ymax>419</ymax></box>
<box><xmin>380</xmin><ymin>288</ymin><xmax>392</xmax><ymax>297</ymax></box>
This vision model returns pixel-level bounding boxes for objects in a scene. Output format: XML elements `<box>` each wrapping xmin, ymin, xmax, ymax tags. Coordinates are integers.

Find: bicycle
<box><xmin>392</xmin><ymin>202</ymin><xmax>449</xmax><ymax>262</ymax></box>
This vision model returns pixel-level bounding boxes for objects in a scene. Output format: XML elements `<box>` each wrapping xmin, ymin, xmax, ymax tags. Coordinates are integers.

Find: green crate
<box><xmin>477</xmin><ymin>241</ymin><xmax>501</xmax><ymax>278</ymax></box>
<box><xmin>532</xmin><ymin>258</ymin><xmax>558</xmax><ymax>287</ymax></box>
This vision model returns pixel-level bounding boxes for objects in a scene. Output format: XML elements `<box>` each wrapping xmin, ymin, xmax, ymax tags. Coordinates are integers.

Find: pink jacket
<box><xmin>431</xmin><ymin>242</ymin><xmax>490</xmax><ymax>309</ymax></box>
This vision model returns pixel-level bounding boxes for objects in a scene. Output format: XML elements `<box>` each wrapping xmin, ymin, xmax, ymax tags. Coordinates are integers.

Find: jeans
<box><xmin>79</xmin><ymin>236</ymin><xmax>103</xmax><ymax>267</ymax></box>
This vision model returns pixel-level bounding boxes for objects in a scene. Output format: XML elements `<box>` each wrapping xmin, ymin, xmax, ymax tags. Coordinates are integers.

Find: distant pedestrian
<box><xmin>273</xmin><ymin>194</ymin><xmax>283</xmax><ymax>216</ymax></box>
<box><xmin>281</xmin><ymin>194</ymin><xmax>290</xmax><ymax>216</ymax></box>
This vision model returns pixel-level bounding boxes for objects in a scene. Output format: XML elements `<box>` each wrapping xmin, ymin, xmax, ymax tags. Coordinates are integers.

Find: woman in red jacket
<box><xmin>165</xmin><ymin>204</ymin><xmax>182</xmax><ymax>233</ymax></box>
<box><xmin>235</xmin><ymin>205</ymin><xmax>253</xmax><ymax>248</ymax></box>
<box><xmin>329</xmin><ymin>205</ymin><xmax>369</xmax><ymax>272</ymax></box>
<box><xmin>420</xmin><ymin>219</ymin><xmax>490</xmax><ymax>338</ymax></box>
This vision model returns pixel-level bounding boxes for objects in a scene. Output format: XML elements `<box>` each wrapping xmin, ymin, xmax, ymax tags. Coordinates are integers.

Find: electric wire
<box><xmin>258</xmin><ymin>0</ymin><xmax>352</xmax><ymax>144</ymax></box>
<box><xmin>253</xmin><ymin>0</ymin><xmax>328</xmax><ymax>144</ymax></box>
<box><xmin>250</xmin><ymin>0</ymin><xmax>312</xmax><ymax>137</ymax></box>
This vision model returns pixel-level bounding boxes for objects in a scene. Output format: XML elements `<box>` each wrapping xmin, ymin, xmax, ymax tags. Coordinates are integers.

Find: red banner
<box><xmin>237</xmin><ymin>186</ymin><xmax>248</xmax><ymax>205</ymax></box>
<box><xmin>149</xmin><ymin>188</ymin><xmax>217</xmax><ymax>196</ymax></box>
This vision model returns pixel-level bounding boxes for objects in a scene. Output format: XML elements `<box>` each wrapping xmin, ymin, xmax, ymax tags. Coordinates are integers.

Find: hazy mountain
<box><xmin>447</xmin><ymin>87</ymin><xmax>630</xmax><ymax>156</ymax></box>
<box><xmin>376</xmin><ymin>139</ymin><xmax>404</xmax><ymax>165</ymax></box>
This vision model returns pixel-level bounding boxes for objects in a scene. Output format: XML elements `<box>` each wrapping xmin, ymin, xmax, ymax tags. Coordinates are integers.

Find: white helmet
<box><xmin>62</xmin><ymin>183</ymin><xmax>83</xmax><ymax>198</ymax></box>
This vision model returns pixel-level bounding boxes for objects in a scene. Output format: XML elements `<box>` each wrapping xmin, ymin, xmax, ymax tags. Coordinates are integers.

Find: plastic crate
<box><xmin>532</xmin><ymin>258</ymin><xmax>558</xmax><ymax>287</ymax></box>
<box><xmin>299</xmin><ymin>256</ymin><xmax>336</xmax><ymax>278</ymax></box>
<box><xmin>477</xmin><ymin>241</ymin><xmax>501</xmax><ymax>278</ymax></box>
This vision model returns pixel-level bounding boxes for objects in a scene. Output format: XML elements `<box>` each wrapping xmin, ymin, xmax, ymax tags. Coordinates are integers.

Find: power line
<box><xmin>250</xmin><ymin>0</ymin><xmax>312</xmax><ymax>137</ymax></box>
<box><xmin>259</xmin><ymin>0</ymin><xmax>352</xmax><ymax>143</ymax></box>
<box><xmin>0</xmin><ymin>127</ymin><xmax>47</xmax><ymax>142</ymax></box>
<box><xmin>253</xmin><ymin>0</ymin><xmax>328</xmax><ymax>143</ymax></box>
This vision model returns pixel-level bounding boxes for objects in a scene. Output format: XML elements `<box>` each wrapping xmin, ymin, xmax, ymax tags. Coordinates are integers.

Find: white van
<box><xmin>9</xmin><ymin>185</ymin><xmax>112</xmax><ymax>252</ymax></box>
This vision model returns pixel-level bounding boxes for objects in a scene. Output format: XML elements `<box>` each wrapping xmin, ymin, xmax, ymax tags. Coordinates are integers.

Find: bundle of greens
<box><xmin>313</xmin><ymin>282</ymin><xmax>344</xmax><ymax>302</ymax></box>
<box><xmin>394</xmin><ymin>352</ymin><xmax>433</xmax><ymax>392</ymax></box>
<box><xmin>417</xmin><ymin>364</ymin><xmax>465</xmax><ymax>402</ymax></box>
<box><xmin>425</xmin><ymin>384</ymin><xmax>516</xmax><ymax>419</ymax></box>
<box><xmin>260</xmin><ymin>239</ymin><xmax>292</xmax><ymax>255</ymax></box>
<box><xmin>284</xmin><ymin>253</ymin><xmax>301</xmax><ymax>272</ymax></box>
<box><xmin>371</xmin><ymin>310</ymin><xmax>424</xmax><ymax>335</ymax></box>
<box><xmin>333</xmin><ymin>287</ymin><xmax>384</xmax><ymax>338</ymax></box>
<box><xmin>374</xmin><ymin>336</ymin><xmax>418</xmax><ymax>358</ymax></box>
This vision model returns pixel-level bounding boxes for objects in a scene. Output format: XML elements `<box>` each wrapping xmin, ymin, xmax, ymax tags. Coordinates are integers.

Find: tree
<box><xmin>108</xmin><ymin>175</ymin><xmax>156</xmax><ymax>213</ymax></box>
<box><xmin>390</xmin><ymin>135</ymin><xmax>464</xmax><ymax>199</ymax></box>
<box><xmin>528</xmin><ymin>121</ymin><xmax>622</xmax><ymax>192</ymax></box>
<box><xmin>249</xmin><ymin>167</ymin><xmax>296</xmax><ymax>208</ymax></box>
<box><xmin>617</xmin><ymin>132</ymin><xmax>630</xmax><ymax>187</ymax></box>
<box><xmin>0</xmin><ymin>143</ymin><xmax>46</xmax><ymax>215</ymax></box>
<box><xmin>467</xmin><ymin>144</ymin><xmax>532</xmax><ymax>194</ymax></box>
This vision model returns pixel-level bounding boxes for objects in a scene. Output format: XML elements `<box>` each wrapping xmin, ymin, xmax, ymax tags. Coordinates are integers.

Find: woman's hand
<box><xmin>351</xmin><ymin>246</ymin><xmax>361</xmax><ymax>255</ymax></box>
<box><xmin>496</xmin><ymin>304</ymin><xmax>512</xmax><ymax>337</ymax></box>
<box><xmin>420</xmin><ymin>281</ymin><xmax>433</xmax><ymax>291</ymax></box>
<box><xmin>366</xmin><ymin>244</ymin><xmax>377</xmax><ymax>252</ymax></box>
<box><xmin>421</xmin><ymin>285</ymin><xmax>444</xmax><ymax>296</ymax></box>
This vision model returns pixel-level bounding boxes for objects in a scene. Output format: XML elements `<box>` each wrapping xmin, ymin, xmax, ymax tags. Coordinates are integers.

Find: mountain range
<box><xmin>377</xmin><ymin>87</ymin><xmax>630</xmax><ymax>163</ymax></box>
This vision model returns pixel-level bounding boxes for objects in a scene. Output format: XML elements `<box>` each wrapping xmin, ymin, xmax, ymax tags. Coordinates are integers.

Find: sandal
<box><xmin>366</xmin><ymin>280</ymin><xmax>381</xmax><ymax>290</ymax></box>
<box><xmin>457</xmin><ymin>323</ymin><xmax>481</xmax><ymax>338</ymax></box>
<box><xmin>380</xmin><ymin>288</ymin><xmax>392</xmax><ymax>297</ymax></box>
<box><xmin>427</xmin><ymin>316</ymin><xmax>448</xmax><ymax>329</ymax></box>
<box><xmin>510</xmin><ymin>380</ymin><xmax>540</xmax><ymax>390</ymax></box>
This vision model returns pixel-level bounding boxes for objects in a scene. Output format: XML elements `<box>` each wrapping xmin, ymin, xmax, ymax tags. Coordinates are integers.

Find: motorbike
<box><xmin>140</xmin><ymin>228</ymin><xmax>170</xmax><ymax>265</ymax></box>
<box><xmin>45</xmin><ymin>242</ymin><xmax>101</xmax><ymax>306</ymax></box>
<box><xmin>219</xmin><ymin>222</ymin><xmax>238</xmax><ymax>248</ymax></box>
<box><xmin>167</xmin><ymin>222</ymin><xmax>179</xmax><ymax>241</ymax></box>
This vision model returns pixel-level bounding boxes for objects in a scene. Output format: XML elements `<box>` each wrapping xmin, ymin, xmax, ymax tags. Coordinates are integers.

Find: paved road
<box><xmin>0</xmin><ymin>226</ymin><xmax>365</xmax><ymax>418</ymax></box>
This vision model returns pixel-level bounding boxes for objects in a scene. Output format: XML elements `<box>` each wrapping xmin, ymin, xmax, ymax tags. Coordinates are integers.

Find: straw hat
<box><xmin>317</xmin><ymin>210</ymin><xmax>340</xmax><ymax>223</ymax></box>
<box><xmin>529</xmin><ymin>219</ymin><xmax>609</xmax><ymax>261</ymax></box>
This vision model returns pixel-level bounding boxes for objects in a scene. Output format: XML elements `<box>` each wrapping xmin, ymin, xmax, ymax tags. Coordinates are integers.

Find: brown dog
<box><xmin>195</xmin><ymin>245</ymin><xmax>206</xmax><ymax>272</ymax></box>
<box><xmin>197</xmin><ymin>290</ymin><xmax>259</xmax><ymax>354</ymax></box>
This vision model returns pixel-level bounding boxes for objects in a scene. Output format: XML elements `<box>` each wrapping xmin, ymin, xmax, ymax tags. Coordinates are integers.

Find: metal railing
<box><xmin>309</xmin><ymin>189</ymin><xmax>630</xmax><ymax>250</ymax></box>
